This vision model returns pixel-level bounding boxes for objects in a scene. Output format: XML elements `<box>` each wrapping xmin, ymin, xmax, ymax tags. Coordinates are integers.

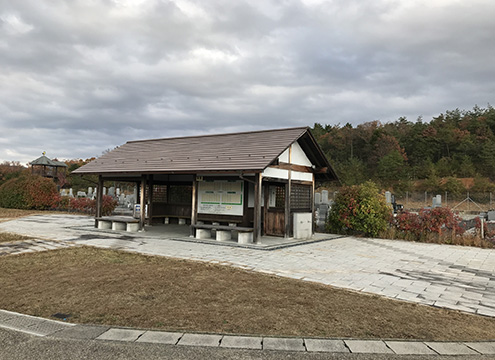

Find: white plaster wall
<box><xmin>278</xmin><ymin>148</ymin><xmax>289</xmax><ymax>163</ymax></box>
<box><xmin>262</xmin><ymin>167</ymin><xmax>289</xmax><ymax>180</ymax></box>
<box><xmin>291</xmin><ymin>141</ymin><xmax>312</xmax><ymax>166</ymax></box>
<box><xmin>291</xmin><ymin>171</ymin><xmax>313</xmax><ymax>182</ymax></box>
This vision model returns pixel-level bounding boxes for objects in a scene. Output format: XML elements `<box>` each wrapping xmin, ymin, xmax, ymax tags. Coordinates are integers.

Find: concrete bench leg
<box><xmin>216</xmin><ymin>230</ymin><xmax>231</xmax><ymax>241</ymax></box>
<box><xmin>178</xmin><ymin>218</ymin><xmax>186</xmax><ymax>225</ymax></box>
<box><xmin>127</xmin><ymin>223</ymin><xmax>139</xmax><ymax>232</ymax></box>
<box><xmin>196</xmin><ymin>228</ymin><xmax>211</xmax><ymax>239</ymax></box>
<box><xmin>238</xmin><ymin>232</ymin><xmax>253</xmax><ymax>244</ymax></box>
<box><xmin>164</xmin><ymin>217</ymin><xmax>169</xmax><ymax>224</ymax></box>
<box><xmin>112</xmin><ymin>222</ymin><xmax>126</xmax><ymax>231</ymax></box>
<box><xmin>98</xmin><ymin>220</ymin><xmax>112</xmax><ymax>230</ymax></box>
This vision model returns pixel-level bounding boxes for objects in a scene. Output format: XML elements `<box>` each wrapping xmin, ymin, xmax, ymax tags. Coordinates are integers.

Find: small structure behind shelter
<box><xmin>30</xmin><ymin>152</ymin><xmax>67</xmax><ymax>182</ymax></box>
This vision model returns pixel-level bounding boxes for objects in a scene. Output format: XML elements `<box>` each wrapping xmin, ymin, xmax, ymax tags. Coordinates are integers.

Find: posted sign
<box><xmin>198</xmin><ymin>180</ymin><xmax>243</xmax><ymax>216</ymax></box>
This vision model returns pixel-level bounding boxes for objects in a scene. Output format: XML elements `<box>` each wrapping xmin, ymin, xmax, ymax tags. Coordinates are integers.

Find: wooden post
<box><xmin>253</xmin><ymin>172</ymin><xmax>262</xmax><ymax>243</ymax></box>
<box><xmin>284</xmin><ymin>145</ymin><xmax>292</xmax><ymax>238</ymax></box>
<box><xmin>263</xmin><ymin>183</ymin><xmax>269</xmax><ymax>235</ymax></box>
<box><xmin>95</xmin><ymin>175</ymin><xmax>103</xmax><ymax>228</ymax></box>
<box><xmin>190</xmin><ymin>176</ymin><xmax>198</xmax><ymax>236</ymax></box>
<box><xmin>140</xmin><ymin>175</ymin><xmax>146</xmax><ymax>230</ymax></box>
<box><xmin>242</xmin><ymin>180</ymin><xmax>249</xmax><ymax>226</ymax></box>
<box><xmin>147</xmin><ymin>175</ymin><xmax>154</xmax><ymax>226</ymax></box>
<box><xmin>311</xmin><ymin>175</ymin><xmax>315</xmax><ymax>235</ymax></box>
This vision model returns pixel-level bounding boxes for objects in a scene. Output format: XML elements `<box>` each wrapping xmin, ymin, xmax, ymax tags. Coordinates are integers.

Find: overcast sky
<box><xmin>1</xmin><ymin>0</ymin><xmax>494</xmax><ymax>164</ymax></box>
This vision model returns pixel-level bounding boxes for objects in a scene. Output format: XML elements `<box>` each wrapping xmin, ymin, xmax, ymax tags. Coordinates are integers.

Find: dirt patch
<box><xmin>1</xmin><ymin>247</ymin><xmax>494</xmax><ymax>340</ymax></box>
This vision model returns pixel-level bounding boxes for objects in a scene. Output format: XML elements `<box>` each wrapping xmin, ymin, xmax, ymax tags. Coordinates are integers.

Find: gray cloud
<box><xmin>1</xmin><ymin>0</ymin><xmax>494</xmax><ymax>164</ymax></box>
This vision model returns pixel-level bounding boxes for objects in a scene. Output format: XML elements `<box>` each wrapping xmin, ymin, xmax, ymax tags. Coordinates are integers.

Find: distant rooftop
<box><xmin>30</xmin><ymin>154</ymin><xmax>67</xmax><ymax>167</ymax></box>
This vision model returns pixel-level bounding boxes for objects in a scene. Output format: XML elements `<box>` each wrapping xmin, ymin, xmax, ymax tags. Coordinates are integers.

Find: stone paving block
<box><xmin>304</xmin><ymin>338</ymin><xmax>349</xmax><ymax>353</ymax></box>
<box><xmin>50</xmin><ymin>325</ymin><xmax>110</xmax><ymax>340</ymax></box>
<box><xmin>385</xmin><ymin>341</ymin><xmax>436</xmax><ymax>355</ymax></box>
<box><xmin>24</xmin><ymin>320</ymin><xmax>74</xmax><ymax>336</ymax></box>
<box><xmin>425</xmin><ymin>342</ymin><xmax>479</xmax><ymax>355</ymax></box>
<box><xmin>344</xmin><ymin>340</ymin><xmax>393</xmax><ymax>354</ymax></box>
<box><xmin>177</xmin><ymin>333</ymin><xmax>222</xmax><ymax>347</ymax></box>
<box><xmin>96</xmin><ymin>328</ymin><xmax>144</xmax><ymax>342</ymax></box>
<box><xmin>136</xmin><ymin>331</ymin><xmax>183</xmax><ymax>344</ymax></box>
<box><xmin>477</xmin><ymin>308</ymin><xmax>495</xmax><ymax>317</ymax></box>
<box><xmin>263</xmin><ymin>337</ymin><xmax>305</xmax><ymax>351</ymax></box>
<box><xmin>464</xmin><ymin>342</ymin><xmax>495</xmax><ymax>355</ymax></box>
<box><xmin>220</xmin><ymin>335</ymin><xmax>262</xmax><ymax>349</ymax></box>
<box><xmin>1</xmin><ymin>314</ymin><xmax>44</xmax><ymax>331</ymax></box>
<box><xmin>0</xmin><ymin>310</ymin><xmax>15</xmax><ymax>322</ymax></box>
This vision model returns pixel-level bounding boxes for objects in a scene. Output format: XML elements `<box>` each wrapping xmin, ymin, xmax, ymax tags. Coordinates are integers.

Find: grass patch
<box><xmin>0</xmin><ymin>208</ymin><xmax>43</xmax><ymax>221</ymax></box>
<box><xmin>0</xmin><ymin>232</ymin><xmax>33</xmax><ymax>243</ymax></box>
<box><xmin>1</xmin><ymin>247</ymin><xmax>495</xmax><ymax>340</ymax></box>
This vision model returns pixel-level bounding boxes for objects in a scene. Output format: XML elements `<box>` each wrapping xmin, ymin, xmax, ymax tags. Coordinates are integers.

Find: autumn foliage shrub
<box><xmin>68</xmin><ymin>195</ymin><xmax>117</xmax><ymax>215</ymax></box>
<box><xmin>326</xmin><ymin>181</ymin><xmax>392</xmax><ymax>237</ymax></box>
<box><xmin>392</xmin><ymin>207</ymin><xmax>464</xmax><ymax>242</ymax></box>
<box><xmin>0</xmin><ymin>175</ymin><xmax>59</xmax><ymax>210</ymax></box>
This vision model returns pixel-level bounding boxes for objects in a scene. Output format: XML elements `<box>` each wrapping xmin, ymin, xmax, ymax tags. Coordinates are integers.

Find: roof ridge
<box><xmin>126</xmin><ymin>126</ymin><xmax>309</xmax><ymax>144</ymax></box>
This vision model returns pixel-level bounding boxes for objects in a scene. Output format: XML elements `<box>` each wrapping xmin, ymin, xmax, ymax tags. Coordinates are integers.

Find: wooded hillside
<box><xmin>312</xmin><ymin>105</ymin><xmax>495</xmax><ymax>192</ymax></box>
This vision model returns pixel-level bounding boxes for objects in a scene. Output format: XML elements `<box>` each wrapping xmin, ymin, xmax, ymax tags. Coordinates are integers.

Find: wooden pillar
<box><xmin>253</xmin><ymin>172</ymin><xmax>262</xmax><ymax>243</ymax></box>
<box><xmin>140</xmin><ymin>175</ymin><xmax>146</xmax><ymax>230</ymax></box>
<box><xmin>242</xmin><ymin>180</ymin><xmax>249</xmax><ymax>227</ymax></box>
<box><xmin>263</xmin><ymin>183</ymin><xmax>269</xmax><ymax>235</ymax></box>
<box><xmin>190</xmin><ymin>177</ymin><xmax>198</xmax><ymax>236</ymax></box>
<box><xmin>95</xmin><ymin>175</ymin><xmax>103</xmax><ymax>228</ymax></box>
<box><xmin>147</xmin><ymin>175</ymin><xmax>154</xmax><ymax>226</ymax></box>
<box><xmin>284</xmin><ymin>146</ymin><xmax>292</xmax><ymax>238</ymax></box>
<box><xmin>311</xmin><ymin>175</ymin><xmax>315</xmax><ymax>235</ymax></box>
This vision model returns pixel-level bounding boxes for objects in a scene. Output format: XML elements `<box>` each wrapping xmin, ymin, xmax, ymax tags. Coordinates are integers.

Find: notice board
<box><xmin>198</xmin><ymin>180</ymin><xmax>243</xmax><ymax>216</ymax></box>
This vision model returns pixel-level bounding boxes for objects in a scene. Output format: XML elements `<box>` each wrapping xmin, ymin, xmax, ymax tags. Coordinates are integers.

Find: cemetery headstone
<box><xmin>321</xmin><ymin>190</ymin><xmax>329</xmax><ymax>204</ymax></box>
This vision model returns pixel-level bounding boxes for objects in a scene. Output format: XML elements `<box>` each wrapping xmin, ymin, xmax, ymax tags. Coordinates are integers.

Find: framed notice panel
<box><xmin>198</xmin><ymin>180</ymin><xmax>244</xmax><ymax>216</ymax></box>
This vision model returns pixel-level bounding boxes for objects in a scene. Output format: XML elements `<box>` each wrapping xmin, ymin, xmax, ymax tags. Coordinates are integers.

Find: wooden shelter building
<box><xmin>73</xmin><ymin>127</ymin><xmax>338</xmax><ymax>243</ymax></box>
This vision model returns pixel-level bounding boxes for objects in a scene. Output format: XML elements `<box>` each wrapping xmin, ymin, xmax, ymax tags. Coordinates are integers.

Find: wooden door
<box><xmin>264</xmin><ymin>209</ymin><xmax>285</xmax><ymax>236</ymax></box>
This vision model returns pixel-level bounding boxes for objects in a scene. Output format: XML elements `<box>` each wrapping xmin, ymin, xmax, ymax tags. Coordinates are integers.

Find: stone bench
<box><xmin>191</xmin><ymin>224</ymin><xmax>254</xmax><ymax>244</ymax></box>
<box><xmin>152</xmin><ymin>215</ymin><xmax>189</xmax><ymax>225</ymax></box>
<box><xmin>96</xmin><ymin>216</ymin><xmax>140</xmax><ymax>232</ymax></box>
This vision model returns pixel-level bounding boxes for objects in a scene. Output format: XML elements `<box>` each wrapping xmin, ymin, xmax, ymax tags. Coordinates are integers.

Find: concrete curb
<box><xmin>1</xmin><ymin>309</ymin><xmax>494</xmax><ymax>356</ymax></box>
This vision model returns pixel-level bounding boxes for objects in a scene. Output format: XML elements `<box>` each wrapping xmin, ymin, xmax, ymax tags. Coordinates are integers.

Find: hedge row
<box><xmin>0</xmin><ymin>174</ymin><xmax>116</xmax><ymax>215</ymax></box>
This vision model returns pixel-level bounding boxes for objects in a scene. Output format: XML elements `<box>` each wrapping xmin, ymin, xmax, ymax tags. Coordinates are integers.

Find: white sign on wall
<box><xmin>198</xmin><ymin>180</ymin><xmax>244</xmax><ymax>216</ymax></box>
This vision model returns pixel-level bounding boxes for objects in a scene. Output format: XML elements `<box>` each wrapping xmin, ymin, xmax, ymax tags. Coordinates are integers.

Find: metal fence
<box><xmin>394</xmin><ymin>192</ymin><xmax>495</xmax><ymax>212</ymax></box>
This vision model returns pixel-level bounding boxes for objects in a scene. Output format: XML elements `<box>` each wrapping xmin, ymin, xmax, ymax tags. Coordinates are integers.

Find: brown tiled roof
<box><xmin>73</xmin><ymin>127</ymin><xmax>337</xmax><ymax>180</ymax></box>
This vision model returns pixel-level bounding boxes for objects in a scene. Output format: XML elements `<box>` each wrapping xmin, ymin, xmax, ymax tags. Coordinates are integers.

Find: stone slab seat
<box><xmin>191</xmin><ymin>224</ymin><xmax>254</xmax><ymax>243</ymax></box>
<box><xmin>96</xmin><ymin>216</ymin><xmax>140</xmax><ymax>232</ymax></box>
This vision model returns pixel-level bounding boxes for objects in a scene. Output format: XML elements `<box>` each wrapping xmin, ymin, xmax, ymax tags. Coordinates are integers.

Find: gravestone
<box><xmin>87</xmin><ymin>187</ymin><xmax>93</xmax><ymax>197</ymax></box>
<box><xmin>321</xmin><ymin>190</ymin><xmax>329</xmax><ymax>204</ymax></box>
<box><xmin>60</xmin><ymin>189</ymin><xmax>67</xmax><ymax>196</ymax></box>
<box><xmin>103</xmin><ymin>187</ymin><xmax>107</xmax><ymax>195</ymax></box>
<box><xmin>108</xmin><ymin>187</ymin><xmax>115</xmax><ymax>197</ymax></box>
<box><xmin>69</xmin><ymin>188</ymin><xmax>74</xmax><ymax>197</ymax></box>
<box><xmin>385</xmin><ymin>191</ymin><xmax>392</xmax><ymax>204</ymax></box>
<box><xmin>315</xmin><ymin>192</ymin><xmax>321</xmax><ymax>205</ymax></box>
<box><xmin>77</xmin><ymin>191</ymin><xmax>86</xmax><ymax>198</ymax></box>
<box><xmin>432</xmin><ymin>195</ymin><xmax>442</xmax><ymax>208</ymax></box>
<box><xmin>116</xmin><ymin>188</ymin><xmax>120</xmax><ymax>196</ymax></box>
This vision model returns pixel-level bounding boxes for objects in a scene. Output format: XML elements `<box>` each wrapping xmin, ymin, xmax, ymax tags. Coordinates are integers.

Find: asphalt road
<box><xmin>1</xmin><ymin>328</ymin><xmax>492</xmax><ymax>360</ymax></box>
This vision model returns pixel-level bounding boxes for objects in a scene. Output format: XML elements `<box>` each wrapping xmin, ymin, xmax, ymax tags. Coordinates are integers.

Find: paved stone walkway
<box><xmin>0</xmin><ymin>238</ymin><xmax>77</xmax><ymax>256</ymax></box>
<box><xmin>1</xmin><ymin>215</ymin><xmax>495</xmax><ymax>317</ymax></box>
<box><xmin>1</xmin><ymin>309</ymin><xmax>494</xmax><ymax>356</ymax></box>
